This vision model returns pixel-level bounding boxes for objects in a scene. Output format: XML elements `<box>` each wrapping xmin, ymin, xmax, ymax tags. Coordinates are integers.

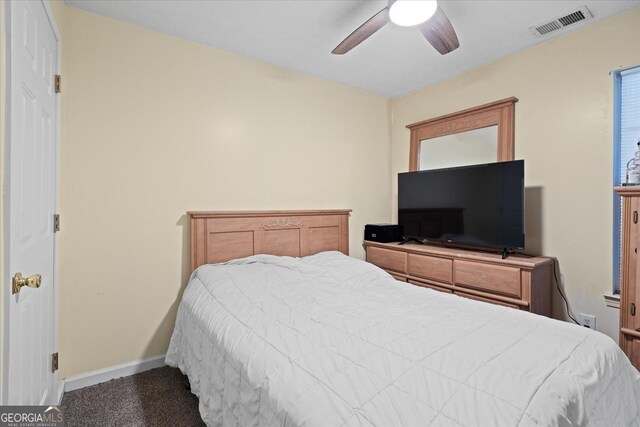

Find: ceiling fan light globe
<box><xmin>389</xmin><ymin>0</ymin><xmax>438</xmax><ymax>27</ymax></box>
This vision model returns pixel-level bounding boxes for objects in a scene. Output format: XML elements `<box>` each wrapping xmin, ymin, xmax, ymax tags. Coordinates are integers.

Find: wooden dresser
<box><xmin>364</xmin><ymin>241</ymin><xmax>552</xmax><ymax>316</ymax></box>
<box><xmin>615</xmin><ymin>186</ymin><xmax>640</xmax><ymax>370</ymax></box>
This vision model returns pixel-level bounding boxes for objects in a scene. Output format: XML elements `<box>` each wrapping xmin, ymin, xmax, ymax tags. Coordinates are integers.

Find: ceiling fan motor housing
<box><xmin>388</xmin><ymin>0</ymin><xmax>439</xmax><ymax>27</ymax></box>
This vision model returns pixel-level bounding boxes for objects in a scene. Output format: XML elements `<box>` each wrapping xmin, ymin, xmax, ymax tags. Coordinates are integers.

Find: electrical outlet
<box><xmin>579</xmin><ymin>313</ymin><xmax>597</xmax><ymax>330</ymax></box>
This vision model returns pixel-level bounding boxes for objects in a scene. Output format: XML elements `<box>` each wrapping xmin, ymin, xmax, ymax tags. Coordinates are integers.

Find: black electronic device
<box><xmin>397</xmin><ymin>160</ymin><xmax>525</xmax><ymax>252</ymax></box>
<box><xmin>364</xmin><ymin>224</ymin><xmax>404</xmax><ymax>243</ymax></box>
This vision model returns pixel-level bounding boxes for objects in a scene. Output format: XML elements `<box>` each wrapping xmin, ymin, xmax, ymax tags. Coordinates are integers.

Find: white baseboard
<box><xmin>63</xmin><ymin>354</ymin><xmax>166</xmax><ymax>393</ymax></box>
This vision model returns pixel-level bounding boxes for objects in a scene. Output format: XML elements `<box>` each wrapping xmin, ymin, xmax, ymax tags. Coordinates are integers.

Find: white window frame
<box><xmin>613</xmin><ymin>65</ymin><xmax>640</xmax><ymax>294</ymax></box>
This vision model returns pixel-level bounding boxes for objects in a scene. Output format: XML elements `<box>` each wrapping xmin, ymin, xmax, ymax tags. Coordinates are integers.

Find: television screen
<box><xmin>398</xmin><ymin>160</ymin><xmax>524</xmax><ymax>250</ymax></box>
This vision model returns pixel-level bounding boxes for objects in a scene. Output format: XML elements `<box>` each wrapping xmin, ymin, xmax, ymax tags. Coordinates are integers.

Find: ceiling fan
<box><xmin>332</xmin><ymin>0</ymin><xmax>459</xmax><ymax>55</ymax></box>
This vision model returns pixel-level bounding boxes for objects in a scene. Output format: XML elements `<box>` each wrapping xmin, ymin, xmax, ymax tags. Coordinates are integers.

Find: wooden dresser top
<box><xmin>615</xmin><ymin>186</ymin><xmax>640</xmax><ymax>196</ymax></box>
<box><xmin>364</xmin><ymin>241</ymin><xmax>552</xmax><ymax>269</ymax></box>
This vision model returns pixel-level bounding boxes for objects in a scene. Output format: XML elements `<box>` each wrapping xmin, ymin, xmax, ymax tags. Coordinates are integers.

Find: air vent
<box><xmin>535</xmin><ymin>21</ymin><xmax>561</xmax><ymax>35</ymax></box>
<box><xmin>530</xmin><ymin>6</ymin><xmax>593</xmax><ymax>37</ymax></box>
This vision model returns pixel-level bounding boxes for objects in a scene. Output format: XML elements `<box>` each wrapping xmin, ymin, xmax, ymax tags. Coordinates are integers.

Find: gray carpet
<box><xmin>61</xmin><ymin>366</ymin><xmax>205</xmax><ymax>427</ymax></box>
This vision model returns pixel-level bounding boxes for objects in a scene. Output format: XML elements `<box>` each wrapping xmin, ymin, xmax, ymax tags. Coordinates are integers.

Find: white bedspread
<box><xmin>166</xmin><ymin>251</ymin><xmax>640</xmax><ymax>426</ymax></box>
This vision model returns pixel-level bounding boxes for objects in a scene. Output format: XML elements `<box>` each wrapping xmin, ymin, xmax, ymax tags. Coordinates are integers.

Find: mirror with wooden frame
<box><xmin>408</xmin><ymin>97</ymin><xmax>518</xmax><ymax>171</ymax></box>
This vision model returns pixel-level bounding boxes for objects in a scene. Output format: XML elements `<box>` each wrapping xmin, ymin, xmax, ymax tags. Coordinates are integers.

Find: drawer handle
<box><xmin>634</xmin><ymin>211</ymin><xmax>638</xmax><ymax>224</ymax></box>
<box><xmin>632</xmin><ymin>303</ymin><xmax>636</xmax><ymax>316</ymax></box>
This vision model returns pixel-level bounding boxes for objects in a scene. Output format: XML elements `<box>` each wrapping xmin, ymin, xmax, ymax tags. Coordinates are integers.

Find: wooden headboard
<box><xmin>188</xmin><ymin>210</ymin><xmax>351</xmax><ymax>270</ymax></box>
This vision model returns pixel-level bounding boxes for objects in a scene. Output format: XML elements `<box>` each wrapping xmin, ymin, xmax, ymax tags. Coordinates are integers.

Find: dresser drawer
<box><xmin>362</xmin><ymin>241</ymin><xmax>551</xmax><ymax>316</ymax></box>
<box><xmin>408</xmin><ymin>253</ymin><xmax>452</xmax><ymax>284</ymax></box>
<box><xmin>632</xmin><ymin>338</ymin><xmax>640</xmax><ymax>369</ymax></box>
<box><xmin>454</xmin><ymin>260</ymin><xmax>521</xmax><ymax>298</ymax></box>
<box><xmin>389</xmin><ymin>272</ymin><xmax>407</xmax><ymax>282</ymax></box>
<box><xmin>409</xmin><ymin>279</ymin><xmax>452</xmax><ymax>293</ymax></box>
<box><xmin>367</xmin><ymin>246</ymin><xmax>407</xmax><ymax>273</ymax></box>
<box><xmin>455</xmin><ymin>291</ymin><xmax>520</xmax><ymax>309</ymax></box>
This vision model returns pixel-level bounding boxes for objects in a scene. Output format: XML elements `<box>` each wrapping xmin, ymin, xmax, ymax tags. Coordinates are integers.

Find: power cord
<box><xmin>551</xmin><ymin>257</ymin><xmax>580</xmax><ymax>325</ymax></box>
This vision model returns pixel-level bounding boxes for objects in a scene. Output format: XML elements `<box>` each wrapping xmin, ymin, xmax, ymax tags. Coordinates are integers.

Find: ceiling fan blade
<box><xmin>332</xmin><ymin>7</ymin><xmax>390</xmax><ymax>55</ymax></box>
<box><xmin>418</xmin><ymin>7</ymin><xmax>460</xmax><ymax>55</ymax></box>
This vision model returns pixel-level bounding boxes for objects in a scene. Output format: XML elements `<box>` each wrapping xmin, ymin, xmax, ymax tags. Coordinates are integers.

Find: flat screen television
<box><xmin>398</xmin><ymin>160</ymin><xmax>524</xmax><ymax>250</ymax></box>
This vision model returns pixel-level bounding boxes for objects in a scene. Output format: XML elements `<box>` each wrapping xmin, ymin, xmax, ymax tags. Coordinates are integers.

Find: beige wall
<box><xmin>391</xmin><ymin>8</ymin><xmax>640</xmax><ymax>342</ymax></box>
<box><xmin>56</xmin><ymin>6</ymin><xmax>391</xmax><ymax>378</ymax></box>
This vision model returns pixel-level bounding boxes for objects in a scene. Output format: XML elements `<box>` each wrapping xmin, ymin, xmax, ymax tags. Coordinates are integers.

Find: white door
<box><xmin>6</xmin><ymin>0</ymin><xmax>59</xmax><ymax>405</ymax></box>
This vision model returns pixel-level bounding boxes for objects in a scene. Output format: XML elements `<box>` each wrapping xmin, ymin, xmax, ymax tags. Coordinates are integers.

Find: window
<box><xmin>613</xmin><ymin>66</ymin><xmax>640</xmax><ymax>294</ymax></box>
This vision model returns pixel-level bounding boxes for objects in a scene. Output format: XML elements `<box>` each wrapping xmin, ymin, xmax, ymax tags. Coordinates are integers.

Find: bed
<box><xmin>166</xmin><ymin>210</ymin><xmax>640</xmax><ymax>426</ymax></box>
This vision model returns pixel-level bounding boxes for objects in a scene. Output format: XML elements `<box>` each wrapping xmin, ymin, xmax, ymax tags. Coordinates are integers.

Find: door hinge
<box><xmin>55</xmin><ymin>75</ymin><xmax>61</xmax><ymax>94</ymax></box>
<box><xmin>632</xmin><ymin>303</ymin><xmax>636</xmax><ymax>316</ymax></box>
<box><xmin>51</xmin><ymin>352</ymin><xmax>58</xmax><ymax>373</ymax></box>
<box><xmin>53</xmin><ymin>214</ymin><xmax>60</xmax><ymax>233</ymax></box>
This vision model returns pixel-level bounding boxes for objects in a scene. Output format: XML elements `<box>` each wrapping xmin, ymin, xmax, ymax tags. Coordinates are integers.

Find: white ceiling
<box><xmin>64</xmin><ymin>0</ymin><xmax>639</xmax><ymax>98</ymax></box>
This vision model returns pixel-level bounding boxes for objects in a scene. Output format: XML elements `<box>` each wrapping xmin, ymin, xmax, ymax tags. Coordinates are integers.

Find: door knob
<box><xmin>12</xmin><ymin>272</ymin><xmax>42</xmax><ymax>294</ymax></box>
